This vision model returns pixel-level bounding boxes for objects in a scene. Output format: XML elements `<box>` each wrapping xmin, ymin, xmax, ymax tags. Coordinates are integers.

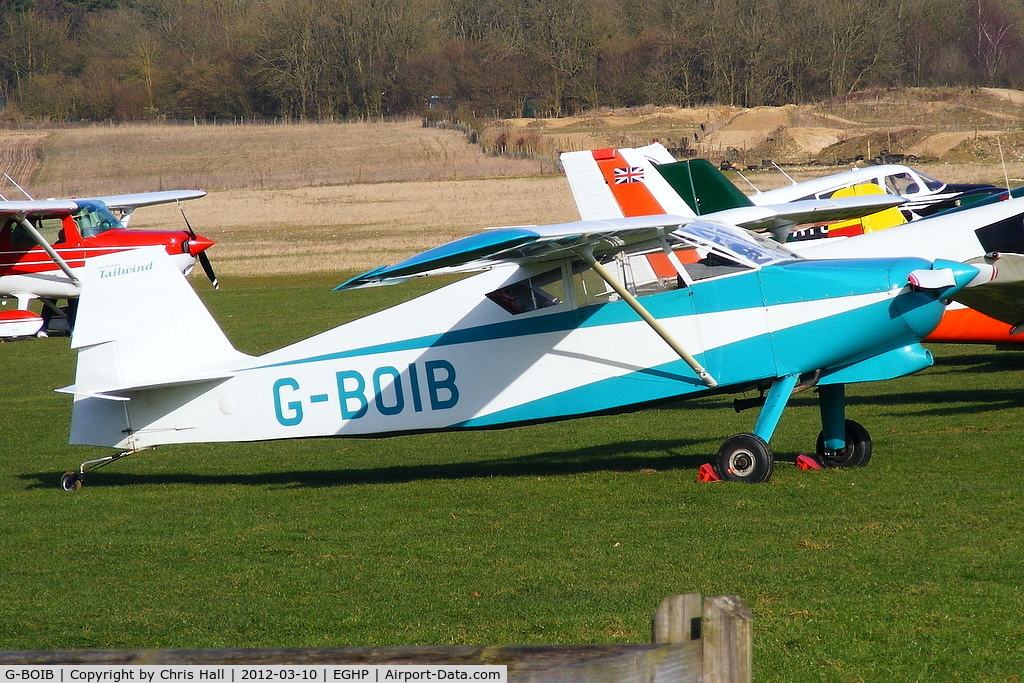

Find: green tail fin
<box><xmin>653</xmin><ymin>159</ymin><xmax>753</xmax><ymax>215</ymax></box>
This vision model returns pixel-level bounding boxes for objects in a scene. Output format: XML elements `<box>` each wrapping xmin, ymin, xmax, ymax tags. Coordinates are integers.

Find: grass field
<box><xmin>2</xmin><ymin>272</ymin><xmax>1024</xmax><ymax>680</ymax></box>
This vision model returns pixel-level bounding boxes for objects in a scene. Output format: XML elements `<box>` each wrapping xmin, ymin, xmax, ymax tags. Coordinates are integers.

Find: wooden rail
<box><xmin>0</xmin><ymin>593</ymin><xmax>751</xmax><ymax>682</ymax></box>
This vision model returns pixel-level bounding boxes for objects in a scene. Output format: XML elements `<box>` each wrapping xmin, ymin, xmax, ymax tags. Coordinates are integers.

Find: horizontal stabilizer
<box><xmin>60</xmin><ymin>246</ymin><xmax>250</xmax><ymax>397</ymax></box>
<box><xmin>336</xmin><ymin>215</ymin><xmax>693</xmax><ymax>289</ymax></box>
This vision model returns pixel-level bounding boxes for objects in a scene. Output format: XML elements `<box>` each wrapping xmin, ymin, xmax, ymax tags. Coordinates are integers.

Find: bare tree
<box><xmin>973</xmin><ymin>0</ymin><xmax>1023</xmax><ymax>85</ymax></box>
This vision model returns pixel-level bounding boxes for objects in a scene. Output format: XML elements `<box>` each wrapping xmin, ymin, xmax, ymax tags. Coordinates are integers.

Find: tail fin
<box><xmin>62</xmin><ymin>246</ymin><xmax>250</xmax><ymax>398</ymax></box>
<box><xmin>561</xmin><ymin>143</ymin><xmax>695</xmax><ymax>220</ymax></box>
<box><xmin>652</xmin><ymin>158</ymin><xmax>755</xmax><ymax>215</ymax></box>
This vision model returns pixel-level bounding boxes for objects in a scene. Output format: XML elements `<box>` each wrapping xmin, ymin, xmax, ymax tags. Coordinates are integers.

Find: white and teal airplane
<box><xmin>58</xmin><ymin>215</ymin><xmax>989</xmax><ymax>488</ymax></box>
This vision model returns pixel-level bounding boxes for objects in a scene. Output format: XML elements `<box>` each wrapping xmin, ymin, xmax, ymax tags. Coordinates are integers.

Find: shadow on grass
<box><xmin>787</xmin><ymin>386</ymin><xmax>1024</xmax><ymax>417</ymax></box>
<box><xmin>21</xmin><ymin>438</ymin><xmax>720</xmax><ymax>490</ymax></box>
<box><xmin>931</xmin><ymin>350</ymin><xmax>1024</xmax><ymax>373</ymax></box>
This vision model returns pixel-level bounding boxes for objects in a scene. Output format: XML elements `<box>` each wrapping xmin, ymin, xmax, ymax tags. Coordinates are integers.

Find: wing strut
<box><xmin>576</xmin><ymin>245</ymin><xmax>718</xmax><ymax>388</ymax></box>
<box><xmin>16</xmin><ymin>214</ymin><xmax>79</xmax><ymax>284</ymax></box>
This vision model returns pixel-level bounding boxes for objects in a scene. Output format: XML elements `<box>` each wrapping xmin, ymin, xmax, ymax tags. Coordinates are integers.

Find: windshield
<box><xmin>674</xmin><ymin>221</ymin><xmax>797</xmax><ymax>266</ymax></box>
<box><xmin>917</xmin><ymin>171</ymin><xmax>945</xmax><ymax>192</ymax></box>
<box><xmin>72</xmin><ymin>200</ymin><xmax>124</xmax><ymax>237</ymax></box>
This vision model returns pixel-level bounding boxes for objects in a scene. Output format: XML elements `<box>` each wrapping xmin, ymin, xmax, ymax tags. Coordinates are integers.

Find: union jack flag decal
<box><xmin>614</xmin><ymin>166</ymin><xmax>644</xmax><ymax>184</ymax></box>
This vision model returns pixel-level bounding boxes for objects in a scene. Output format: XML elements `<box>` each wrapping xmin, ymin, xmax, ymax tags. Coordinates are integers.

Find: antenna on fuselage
<box><xmin>771</xmin><ymin>161</ymin><xmax>796</xmax><ymax>186</ymax></box>
<box><xmin>734</xmin><ymin>169</ymin><xmax>761</xmax><ymax>194</ymax></box>
<box><xmin>998</xmin><ymin>137</ymin><xmax>1011</xmax><ymax>190</ymax></box>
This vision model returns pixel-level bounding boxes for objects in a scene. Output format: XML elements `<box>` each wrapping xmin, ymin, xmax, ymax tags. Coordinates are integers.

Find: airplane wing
<box><xmin>337</xmin><ymin>215</ymin><xmax>694</xmax><ymax>290</ymax></box>
<box><xmin>649</xmin><ymin>155</ymin><xmax>907</xmax><ymax>236</ymax></box>
<box><xmin>718</xmin><ymin>195</ymin><xmax>907</xmax><ymax>237</ymax></box>
<box><xmin>86</xmin><ymin>190</ymin><xmax>207</xmax><ymax>210</ymax></box>
<box><xmin>0</xmin><ymin>200</ymin><xmax>79</xmax><ymax>217</ymax></box>
<box><xmin>82</xmin><ymin>190</ymin><xmax>206</xmax><ymax>228</ymax></box>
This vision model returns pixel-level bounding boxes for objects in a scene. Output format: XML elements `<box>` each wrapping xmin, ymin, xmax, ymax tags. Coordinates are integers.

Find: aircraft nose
<box><xmin>896</xmin><ymin>259</ymin><xmax>985</xmax><ymax>339</ymax></box>
<box><xmin>907</xmin><ymin>259</ymin><xmax>986</xmax><ymax>299</ymax></box>
<box><xmin>185</xmin><ymin>234</ymin><xmax>216</xmax><ymax>256</ymax></box>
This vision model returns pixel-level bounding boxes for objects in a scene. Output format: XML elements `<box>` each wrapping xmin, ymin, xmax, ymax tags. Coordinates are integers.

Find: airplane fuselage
<box><xmin>70</xmin><ymin>253</ymin><xmax>950</xmax><ymax>450</ymax></box>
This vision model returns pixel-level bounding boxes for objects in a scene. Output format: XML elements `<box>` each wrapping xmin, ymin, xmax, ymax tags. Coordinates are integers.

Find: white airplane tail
<box><xmin>61</xmin><ymin>247</ymin><xmax>251</xmax><ymax>446</ymax></box>
<box><xmin>561</xmin><ymin>143</ymin><xmax>695</xmax><ymax>220</ymax></box>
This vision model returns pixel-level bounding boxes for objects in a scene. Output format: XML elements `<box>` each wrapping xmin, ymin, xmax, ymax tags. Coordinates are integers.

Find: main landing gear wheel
<box><xmin>60</xmin><ymin>471</ymin><xmax>83</xmax><ymax>491</ymax></box>
<box><xmin>816</xmin><ymin>419</ymin><xmax>872</xmax><ymax>468</ymax></box>
<box><xmin>715</xmin><ymin>433</ymin><xmax>774</xmax><ymax>483</ymax></box>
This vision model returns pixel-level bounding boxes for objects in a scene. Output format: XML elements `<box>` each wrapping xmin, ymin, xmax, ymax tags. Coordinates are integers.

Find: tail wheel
<box><xmin>715</xmin><ymin>433</ymin><xmax>774</xmax><ymax>483</ymax></box>
<box><xmin>816</xmin><ymin>419</ymin><xmax>872</xmax><ymax>468</ymax></box>
<box><xmin>60</xmin><ymin>471</ymin><xmax>83</xmax><ymax>491</ymax></box>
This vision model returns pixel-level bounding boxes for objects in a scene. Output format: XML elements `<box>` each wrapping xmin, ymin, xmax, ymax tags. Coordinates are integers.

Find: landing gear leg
<box><xmin>715</xmin><ymin>374</ymin><xmax>798</xmax><ymax>483</ymax></box>
<box><xmin>58</xmin><ymin>448</ymin><xmax>147</xmax><ymax>491</ymax></box>
<box><xmin>815</xmin><ymin>384</ymin><xmax>872</xmax><ymax>467</ymax></box>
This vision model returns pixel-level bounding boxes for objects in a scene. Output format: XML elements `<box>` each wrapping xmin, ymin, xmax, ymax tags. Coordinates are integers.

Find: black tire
<box><xmin>816</xmin><ymin>419</ymin><xmax>872</xmax><ymax>468</ymax></box>
<box><xmin>60</xmin><ymin>471</ymin><xmax>83</xmax><ymax>491</ymax></box>
<box><xmin>715</xmin><ymin>433</ymin><xmax>774</xmax><ymax>483</ymax></box>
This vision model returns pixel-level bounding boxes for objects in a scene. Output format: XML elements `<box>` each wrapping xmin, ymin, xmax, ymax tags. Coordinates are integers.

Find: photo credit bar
<box><xmin>0</xmin><ymin>666</ymin><xmax>507</xmax><ymax>683</ymax></box>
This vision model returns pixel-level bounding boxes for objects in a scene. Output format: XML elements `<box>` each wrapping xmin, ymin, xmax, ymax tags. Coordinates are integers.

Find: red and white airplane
<box><xmin>0</xmin><ymin>190</ymin><xmax>216</xmax><ymax>338</ymax></box>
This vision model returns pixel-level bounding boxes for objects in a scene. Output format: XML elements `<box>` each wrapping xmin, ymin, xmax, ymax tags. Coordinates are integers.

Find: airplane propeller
<box><xmin>179</xmin><ymin>202</ymin><xmax>219</xmax><ymax>289</ymax></box>
<box><xmin>197</xmin><ymin>250</ymin><xmax>219</xmax><ymax>290</ymax></box>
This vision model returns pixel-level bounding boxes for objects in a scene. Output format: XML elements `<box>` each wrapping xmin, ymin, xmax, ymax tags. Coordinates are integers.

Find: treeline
<box><xmin>2</xmin><ymin>0</ymin><xmax>1023</xmax><ymax>122</ymax></box>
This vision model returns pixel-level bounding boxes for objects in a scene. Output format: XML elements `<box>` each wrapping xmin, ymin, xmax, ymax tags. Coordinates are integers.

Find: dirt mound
<box><xmin>906</xmin><ymin>132</ymin><xmax>982</xmax><ymax>158</ymax></box>
<box><xmin>490</xmin><ymin>87</ymin><xmax>1024</xmax><ymax>169</ymax></box>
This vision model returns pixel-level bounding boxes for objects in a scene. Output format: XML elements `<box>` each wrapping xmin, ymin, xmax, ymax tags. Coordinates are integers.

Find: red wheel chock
<box><xmin>795</xmin><ymin>454</ymin><xmax>823</xmax><ymax>470</ymax></box>
<box><xmin>697</xmin><ymin>463</ymin><xmax>722</xmax><ymax>482</ymax></box>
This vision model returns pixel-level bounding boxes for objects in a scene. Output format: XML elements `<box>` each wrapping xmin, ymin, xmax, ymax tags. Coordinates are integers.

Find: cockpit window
<box><xmin>73</xmin><ymin>201</ymin><xmax>123</xmax><ymax>237</ymax></box>
<box><xmin>486</xmin><ymin>267</ymin><xmax>565</xmax><ymax>315</ymax></box>
<box><xmin>677</xmin><ymin>221</ymin><xmax>795</xmax><ymax>266</ymax></box>
<box><xmin>6</xmin><ymin>216</ymin><xmax>64</xmax><ymax>248</ymax></box>
<box><xmin>885</xmin><ymin>172</ymin><xmax>920</xmax><ymax>195</ymax></box>
<box><xmin>679</xmin><ymin>248</ymin><xmax>751</xmax><ymax>281</ymax></box>
<box><xmin>486</xmin><ymin>222</ymin><xmax>799</xmax><ymax>315</ymax></box>
<box><xmin>917</xmin><ymin>171</ymin><xmax>945</xmax><ymax>192</ymax></box>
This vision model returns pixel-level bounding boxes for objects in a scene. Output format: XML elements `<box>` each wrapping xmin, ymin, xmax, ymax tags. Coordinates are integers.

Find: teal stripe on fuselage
<box><xmin>453</xmin><ymin>288</ymin><xmax>930</xmax><ymax>428</ymax></box>
<box><xmin>453</xmin><ymin>334</ymin><xmax>772</xmax><ymax>428</ymax></box>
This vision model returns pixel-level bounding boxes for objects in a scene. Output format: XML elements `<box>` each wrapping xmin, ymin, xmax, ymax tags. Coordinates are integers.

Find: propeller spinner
<box><xmin>179</xmin><ymin>203</ymin><xmax>219</xmax><ymax>289</ymax></box>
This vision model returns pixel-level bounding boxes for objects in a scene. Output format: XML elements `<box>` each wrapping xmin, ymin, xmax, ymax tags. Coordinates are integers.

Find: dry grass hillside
<box><xmin>2</xmin><ymin>120</ymin><xmax>574</xmax><ymax>276</ymax></box>
<box><xmin>2</xmin><ymin>87</ymin><xmax>1023</xmax><ymax>276</ymax></box>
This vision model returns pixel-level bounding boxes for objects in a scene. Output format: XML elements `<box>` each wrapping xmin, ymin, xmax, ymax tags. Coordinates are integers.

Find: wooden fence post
<box><xmin>701</xmin><ymin>594</ymin><xmax>753</xmax><ymax>683</ymax></box>
<box><xmin>651</xmin><ymin>593</ymin><xmax>703</xmax><ymax>644</ymax></box>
